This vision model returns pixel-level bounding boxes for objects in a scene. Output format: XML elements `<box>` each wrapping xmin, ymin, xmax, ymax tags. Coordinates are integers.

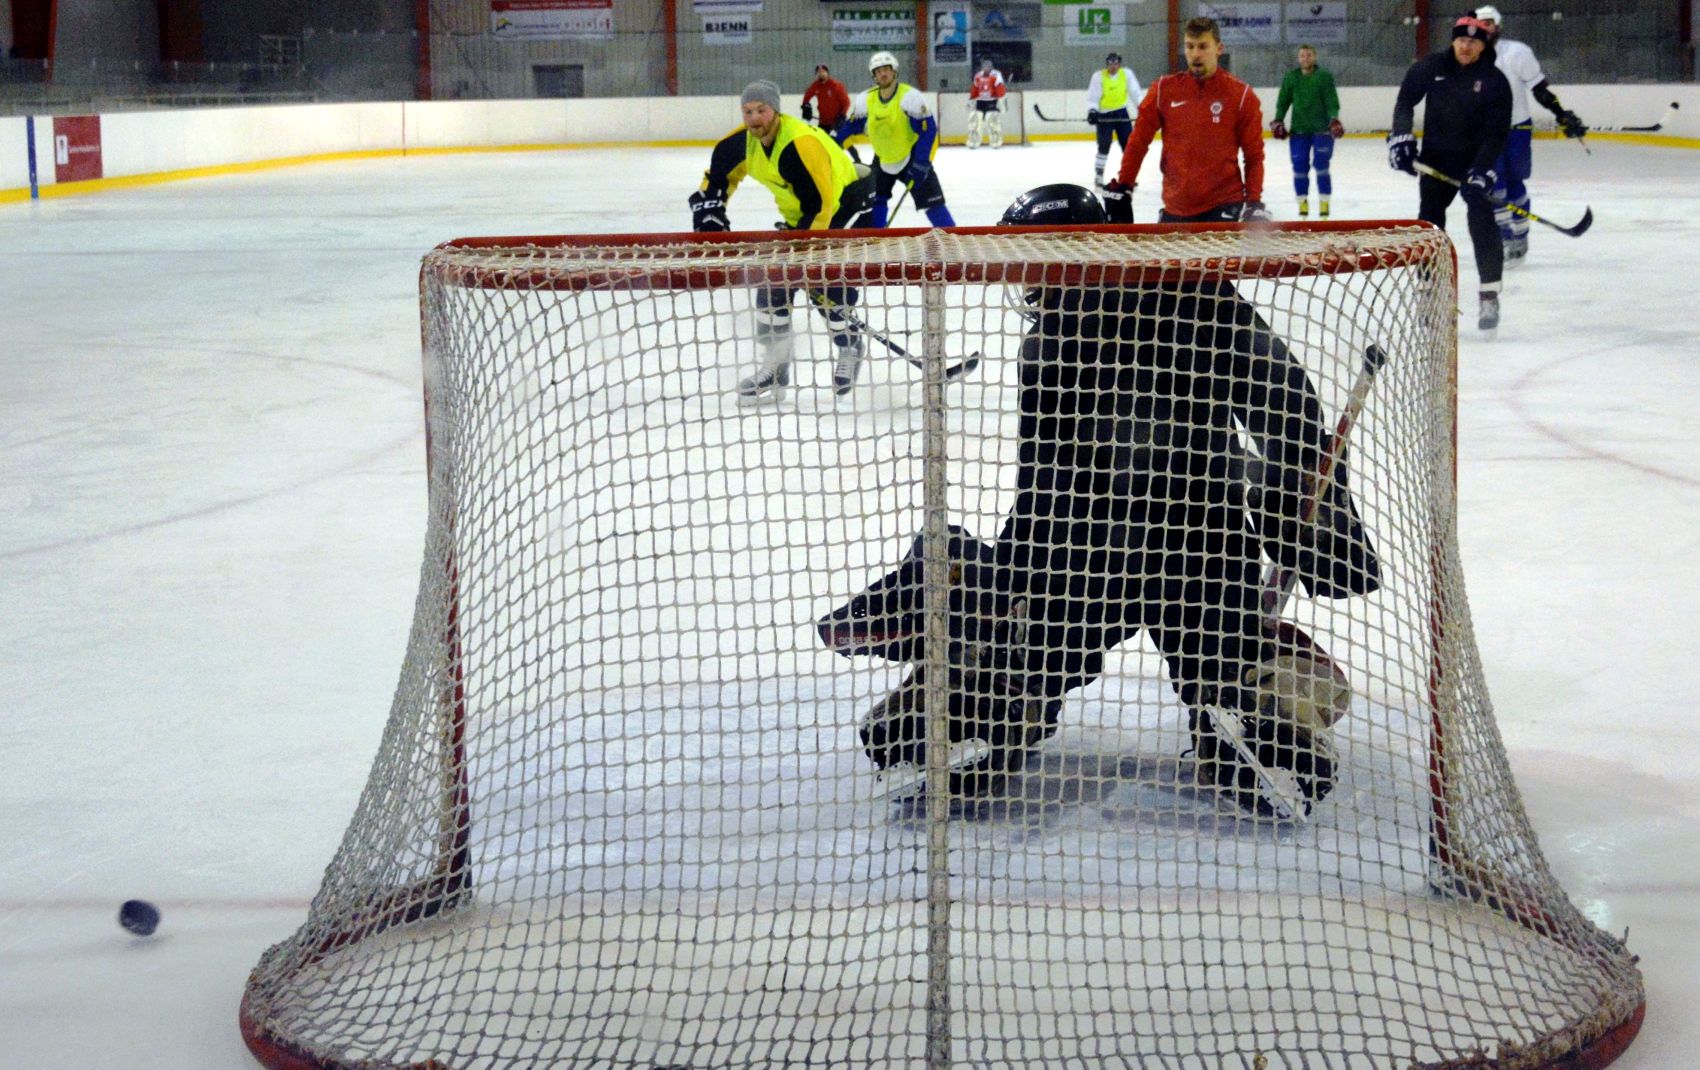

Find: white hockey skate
<box><xmin>736</xmin><ymin>359</ymin><xmax>791</xmax><ymax>405</ymax></box>
<box><xmin>831</xmin><ymin>338</ymin><xmax>865</xmax><ymax>396</ymax></box>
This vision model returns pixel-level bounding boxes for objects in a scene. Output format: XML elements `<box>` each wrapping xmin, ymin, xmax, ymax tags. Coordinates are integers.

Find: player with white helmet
<box><xmin>1472</xmin><ymin>5</ymin><xmax>1588</xmax><ymax>264</ymax></box>
<box><xmin>832</xmin><ymin>52</ymin><xmax>958</xmax><ymax>228</ymax></box>
<box><xmin>966</xmin><ymin>57</ymin><xmax>1008</xmax><ymax>149</ymax></box>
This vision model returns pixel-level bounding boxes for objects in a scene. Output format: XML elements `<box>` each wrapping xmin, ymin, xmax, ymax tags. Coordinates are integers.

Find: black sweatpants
<box><xmin>1418</xmin><ymin>172</ymin><xmax>1503</xmax><ymax>287</ymax></box>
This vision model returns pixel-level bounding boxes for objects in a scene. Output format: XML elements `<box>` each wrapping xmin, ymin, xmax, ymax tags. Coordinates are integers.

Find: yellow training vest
<box><xmin>743</xmin><ymin>115</ymin><xmax>859</xmax><ymax>229</ymax></box>
<box><xmin>864</xmin><ymin>83</ymin><xmax>923</xmax><ymax>168</ymax></box>
<box><xmin>1099</xmin><ymin>68</ymin><xmax>1132</xmax><ymax>112</ymax></box>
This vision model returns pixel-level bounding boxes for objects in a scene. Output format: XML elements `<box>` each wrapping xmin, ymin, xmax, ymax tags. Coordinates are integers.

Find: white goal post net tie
<box><xmin>241</xmin><ymin>225</ymin><xmax>1643</xmax><ymax>1070</ymax></box>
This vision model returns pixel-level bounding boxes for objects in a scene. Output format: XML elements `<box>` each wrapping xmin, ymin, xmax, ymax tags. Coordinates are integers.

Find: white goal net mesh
<box><xmin>242</xmin><ymin>225</ymin><xmax>1642</xmax><ymax>1070</ymax></box>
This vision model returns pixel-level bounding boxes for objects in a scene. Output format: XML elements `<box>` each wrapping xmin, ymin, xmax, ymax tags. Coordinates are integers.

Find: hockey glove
<box><xmin>1086</xmin><ymin>108</ymin><xmax>1101</xmax><ymax>126</ymax></box>
<box><xmin>1386</xmin><ymin>133</ymin><xmax>1417</xmax><ymax>175</ymax></box>
<box><xmin>1461</xmin><ymin>167</ymin><xmax>1497</xmax><ymax>207</ymax></box>
<box><xmin>900</xmin><ymin>156</ymin><xmax>933</xmax><ymax>187</ymax></box>
<box><xmin>1328</xmin><ymin>117</ymin><xmax>1345</xmax><ymax>139</ymax></box>
<box><xmin>688</xmin><ymin>189</ymin><xmax>730</xmax><ymax>233</ymax></box>
<box><xmin>1270</xmin><ymin>119</ymin><xmax>1288</xmax><ymax>140</ymax></box>
<box><xmin>1556</xmin><ymin>109</ymin><xmax>1588</xmax><ymax>139</ymax></box>
<box><xmin>1239</xmin><ymin>201</ymin><xmax>1273</xmax><ymax>223</ymax></box>
<box><xmin>800</xmin><ymin>101</ymin><xmax>814</xmax><ymax>122</ymax></box>
<box><xmin>965</xmin><ymin>98</ymin><xmax>976</xmax><ymax>113</ymax></box>
<box><xmin>1101</xmin><ymin>180</ymin><xmax>1133</xmax><ymax>224</ymax></box>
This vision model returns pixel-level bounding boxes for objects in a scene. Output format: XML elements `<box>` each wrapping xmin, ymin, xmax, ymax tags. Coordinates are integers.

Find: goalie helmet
<box><xmin>868</xmin><ymin>51</ymin><xmax>899</xmax><ymax>75</ymax></box>
<box><xmin>999</xmin><ymin>183</ymin><xmax>1107</xmax><ymax>227</ymax></box>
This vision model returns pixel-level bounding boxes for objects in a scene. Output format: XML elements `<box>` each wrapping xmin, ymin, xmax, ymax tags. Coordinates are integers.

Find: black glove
<box><xmin>1239</xmin><ymin>200</ymin><xmax>1272</xmax><ymax>223</ymax></box>
<box><xmin>900</xmin><ymin>155</ymin><xmax>933</xmax><ymax>186</ymax></box>
<box><xmin>1556</xmin><ymin>109</ymin><xmax>1588</xmax><ymax>139</ymax></box>
<box><xmin>1102</xmin><ymin>180</ymin><xmax>1132</xmax><ymax>224</ymax></box>
<box><xmin>800</xmin><ymin>101</ymin><xmax>814</xmax><ymax>122</ymax></box>
<box><xmin>1086</xmin><ymin>108</ymin><xmax>1100</xmax><ymax>125</ymax></box>
<box><xmin>688</xmin><ymin>189</ymin><xmax>729</xmax><ymax>233</ymax></box>
<box><xmin>1386</xmin><ymin>133</ymin><xmax>1416</xmax><ymax>175</ymax></box>
<box><xmin>1270</xmin><ymin>119</ymin><xmax>1288</xmax><ymax>140</ymax></box>
<box><xmin>1461</xmin><ymin>167</ymin><xmax>1497</xmax><ymax>207</ymax></box>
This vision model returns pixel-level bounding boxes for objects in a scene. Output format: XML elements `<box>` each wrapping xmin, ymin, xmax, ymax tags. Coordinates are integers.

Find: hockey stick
<box><xmin>1199</xmin><ymin>343</ymin><xmax>1389</xmax><ymax>824</ymax></box>
<box><xmin>806</xmin><ymin>292</ymin><xmax>983</xmax><ymax>383</ymax></box>
<box><xmin>1259</xmin><ymin>344</ymin><xmax>1389</xmax><ymax>618</ymax></box>
<box><xmin>886</xmin><ymin>181</ymin><xmax>911</xmax><ymax>225</ymax></box>
<box><xmin>1614</xmin><ymin>101</ymin><xmax>1679</xmax><ymax>133</ymax></box>
<box><xmin>1031</xmin><ymin>103</ymin><xmax>1096</xmax><ymax>124</ymax></box>
<box><xmin>1413</xmin><ymin>163</ymin><xmax>1593</xmax><ymax>238</ymax></box>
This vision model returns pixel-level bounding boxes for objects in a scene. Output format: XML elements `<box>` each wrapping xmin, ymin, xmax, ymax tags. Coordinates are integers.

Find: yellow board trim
<box><xmin>0</xmin><ymin>138</ymin><xmax>720</xmax><ymax>203</ymax></box>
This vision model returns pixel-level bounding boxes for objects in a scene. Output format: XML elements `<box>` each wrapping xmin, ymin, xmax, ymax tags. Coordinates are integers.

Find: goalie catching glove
<box><xmin>689</xmin><ymin>189</ymin><xmax>730</xmax><ymax>233</ymax></box>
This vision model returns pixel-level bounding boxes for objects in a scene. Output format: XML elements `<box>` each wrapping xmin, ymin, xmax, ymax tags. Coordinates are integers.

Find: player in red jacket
<box><xmin>800</xmin><ymin>65</ymin><xmax>852</xmax><ymax>133</ymax></box>
<box><xmin>1103</xmin><ymin>17</ymin><xmax>1268</xmax><ymax>224</ymax></box>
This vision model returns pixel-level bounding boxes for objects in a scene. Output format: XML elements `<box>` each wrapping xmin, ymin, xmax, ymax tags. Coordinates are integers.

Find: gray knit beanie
<box><xmin>740</xmin><ymin>80</ymin><xmax>782</xmax><ymax>112</ymax></box>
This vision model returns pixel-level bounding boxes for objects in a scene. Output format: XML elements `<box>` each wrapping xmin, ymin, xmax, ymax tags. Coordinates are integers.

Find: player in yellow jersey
<box><xmin>831</xmin><ymin>51</ymin><xmax>957</xmax><ymax>228</ymax></box>
<box><xmin>690</xmin><ymin>80</ymin><xmax>876</xmax><ymax>403</ymax></box>
<box><xmin>1085</xmin><ymin>52</ymin><xmax>1140</xmax><ymax>192</ymax></box>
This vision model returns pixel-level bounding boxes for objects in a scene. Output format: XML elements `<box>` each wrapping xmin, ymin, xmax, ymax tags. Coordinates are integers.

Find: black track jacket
<box><xmin>1392</xmin><ymin>47</ymin><xmax>1513</xmax><ymax>173</ymax></box>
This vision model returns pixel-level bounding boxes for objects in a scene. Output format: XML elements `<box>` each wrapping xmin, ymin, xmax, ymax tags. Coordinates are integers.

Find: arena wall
<box><xmin>3</xmin><ymin>84</ymin><xmax>1695</xmax><ymax>202</ymax></box>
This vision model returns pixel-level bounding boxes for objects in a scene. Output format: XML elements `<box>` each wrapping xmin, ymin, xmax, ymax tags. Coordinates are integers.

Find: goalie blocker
<box><xmin>818</xmin><ymin>183</ymin><xmax>1379</xmax><ymax>814</ymax></box>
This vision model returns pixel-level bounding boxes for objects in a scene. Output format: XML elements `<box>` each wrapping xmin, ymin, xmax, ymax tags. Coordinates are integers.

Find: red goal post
<box><xmin>242</xmin><ymin>222</ymin><xmax>1643</xmax><ymax>1070</ymax></box>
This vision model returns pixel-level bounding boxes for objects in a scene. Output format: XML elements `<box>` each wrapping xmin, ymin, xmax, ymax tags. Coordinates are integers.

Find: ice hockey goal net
<box><xmin>937</xmin><ymin>89</ymin><xmax>1026</xmax><ymax>146</ymax></box>
<box><xmin>241</xmin><ymin>224</ymin><xmax>1643</xmax><ymax>1070</ymax></box>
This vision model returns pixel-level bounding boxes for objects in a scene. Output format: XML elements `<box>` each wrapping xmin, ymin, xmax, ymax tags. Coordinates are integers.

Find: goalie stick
<box><xmin>1031</xmin><ymin>103</ymin><xmax>1095</xmax><ymax>124</ymax></box>
<box><xmin>807</xmin><ymin>292</ymin><xmax>982</xmax><ymax>382</ymax></box>
<box><xmin>1413</xmin><ymin>163</ymin><xmax>1594</xmax><ymax>238</ymax></box>
<box><xmin>1201</xmin><ymin>343</ymin><xmax>1390</xmax><ymax>824</ymax></box>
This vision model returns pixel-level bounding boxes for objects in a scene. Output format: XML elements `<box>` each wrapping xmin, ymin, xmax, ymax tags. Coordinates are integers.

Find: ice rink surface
<box><xmin>3</xmin><ymin>134</ymin><xmax>1698</xmax><ymax>1068</ymax></box>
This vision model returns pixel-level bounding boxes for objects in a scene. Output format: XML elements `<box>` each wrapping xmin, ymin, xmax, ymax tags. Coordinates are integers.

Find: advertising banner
<box><xmin>52</xmin><ymin>116</ymin><xmax>103</xmax><ymax>183</ymax></box>
<box><xmin>1285</xmin><ymin>2</ymin><xmax>1346</xmax><ymax>45</ymax></box>
<box><xmin>704</xmin><ymin>15</ymin><xmax>753</xmax><ymax>44</ymax></box>
<box><xmin>490</xmin><ymin>0</ymin><xmax>614</xmax><ymax>41</ymax></box>
<box><xmin>1064</xmin><ymin>5</ymin><xmax>1127</xmax><ymax>47</ymax></box>
<box><xmin>931</xmin><ymin>6</ymin><xmax>970</xmax><ymax>66</ymax></box>
<box><xmin>1197</xmin><ymin>2</ymin><xmax>1281</xmax><ymax>46</ymax></box>
<box><xmin>831</xmin><ymin>8</ymin><xmax>914</xmax><ymax>51</ymax></box>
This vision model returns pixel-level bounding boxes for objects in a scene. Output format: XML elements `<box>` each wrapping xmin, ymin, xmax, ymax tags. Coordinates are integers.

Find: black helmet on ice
<box><xmin>999</xmin><ymin>183</ymin><xmax>1107</xmax><ymax>227</ymax></box>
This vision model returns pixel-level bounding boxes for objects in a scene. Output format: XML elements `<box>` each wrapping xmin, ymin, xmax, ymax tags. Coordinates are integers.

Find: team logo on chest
<box><xmin>1210</xmin><ymin>100</ymin><xmax>1224</xmax><ymax>124</ymax></box>
<box><xmin>1473</xmin><ymin>80</ymin><xmax>1482</xmax><ymax>92</ymax></box>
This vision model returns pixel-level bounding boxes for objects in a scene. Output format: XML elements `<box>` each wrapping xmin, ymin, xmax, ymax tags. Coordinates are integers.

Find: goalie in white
<box><xmin>966</xmin><ymin>58</ymin><xmax>1008</xmax><ymax>149</ymax></box>
<box><xmin>817</xmin><ymin>184</ymin><xmax>1379</xmax><ymax>816</ymax></box>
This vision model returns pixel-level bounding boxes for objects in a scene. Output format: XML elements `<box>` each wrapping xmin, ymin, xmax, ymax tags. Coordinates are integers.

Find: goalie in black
<box><xmin>817</xmin><ymin>183</ymin><xmax>1380</xmax><ymax>816</ymax></box>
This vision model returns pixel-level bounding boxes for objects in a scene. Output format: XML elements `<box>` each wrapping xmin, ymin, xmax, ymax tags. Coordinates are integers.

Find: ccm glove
<box><xmin>688</xmin><ymin>189</ymin><xmax>730</xmax><ymax>233</ymax></box>
<box><xmin>1556</xmin><ymin>109</ymin><xmax>1588</xmax><ymax>139</ymax></box>
<box><xmin>1386</xmin><ymin>133</ymin><xmax>1417</xmax><ymax>175</ymax></box>
<box><xmin>1270</xmin><ymin>119</ymin><xmax>1289</xmax><ymax>140</ymax></box>
<box><xmin>1328</xmin><ymin>117</ymin><xmax>1345</xmax><ymax>139</ymax></box>
<box><xmin>1102</xmin><ymin>180</ymin><xmax>1133</xmax><ymax>224</ymax></box>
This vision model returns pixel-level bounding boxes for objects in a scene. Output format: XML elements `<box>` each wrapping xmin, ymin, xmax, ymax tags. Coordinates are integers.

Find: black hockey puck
<box><xmin>118</xmin><ymin>899</ymin><xmax>161</xmax><ymax>936</ymax></box>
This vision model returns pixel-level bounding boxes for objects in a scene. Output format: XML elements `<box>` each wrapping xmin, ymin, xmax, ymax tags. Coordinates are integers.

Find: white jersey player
<box><xmin>1473</xmin><ymin>5</ymin><xmax>1588</xmax><ymax>263</ymax></box>
<box><xmin>966</xmin><ymin>58</ymin><xmax>1008</xmax><ymax>149</ymax></box>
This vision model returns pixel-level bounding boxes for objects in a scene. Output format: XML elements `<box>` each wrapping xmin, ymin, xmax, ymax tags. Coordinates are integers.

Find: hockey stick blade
<box><xmin>1031</xmin><ymin>103</ymin><xmax>1094</xmax><ymax>124</ymax></box>
<box><xmin>1412</xmin><ymin>163</ymin><xmax>1592</xmax><ymax>238</ymax></box>
<box><xmin>1621</xmin><ymin>101</ymin><xmax>1678</xmax><ymax>133</ymax></box>
<box><xmin>807</xmin><ymin>291</ymin><xmax>982</xmax><ymax>383</ymax></box>
<box><xmin>1202</xmin><ymin>708</ymin><xmax>1312</xmax><ymax>823</ymax></box>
